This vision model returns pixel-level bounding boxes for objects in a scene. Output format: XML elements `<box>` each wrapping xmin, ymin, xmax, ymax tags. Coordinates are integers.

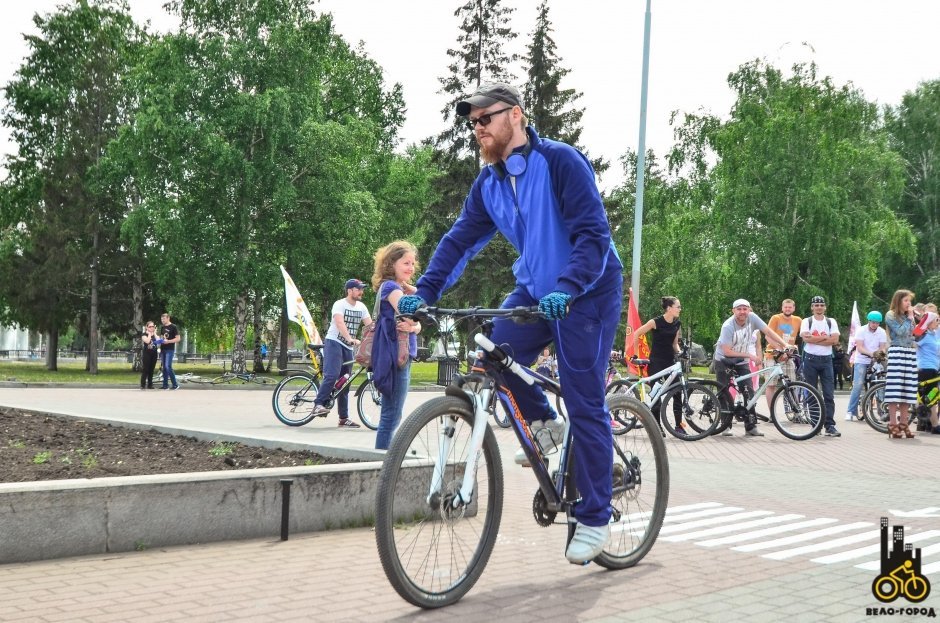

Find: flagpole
<box><xmin>630</xmin><ymin>0</ymin><xmax>653</xmax><ymax>305</ymax></box>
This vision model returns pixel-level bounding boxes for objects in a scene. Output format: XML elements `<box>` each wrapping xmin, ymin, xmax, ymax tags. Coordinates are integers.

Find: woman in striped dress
<box><xmin>884</xmin><ymin>289</ymin><xmax>918</xmax><ymax>438</ymax></box>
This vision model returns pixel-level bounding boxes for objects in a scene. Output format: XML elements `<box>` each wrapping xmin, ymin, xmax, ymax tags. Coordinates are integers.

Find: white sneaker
<box><xmin>514</xmin><ymin>416</ymin><xmax>565</xmax><ymax>467</ymax></box>
<box><xmin>532</xmin><ymin>416</ymin><xmax>565</xmax><ymax>453</ymax></box>
<box><xmin>565</xmin><ymin>522</ymin><xmax>610</xmax><ymax>564</ymax></box>
<box><xmin>844</xmin><ymin>413</ymin><xmax>856</xmax><ymax>421</ymax></box>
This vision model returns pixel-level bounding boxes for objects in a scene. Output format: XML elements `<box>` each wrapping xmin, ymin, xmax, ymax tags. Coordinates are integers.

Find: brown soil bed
<box><xmin>0</xmin><ymin>407</ymin><xmax>347</xmax><ymax>483</ymax></box>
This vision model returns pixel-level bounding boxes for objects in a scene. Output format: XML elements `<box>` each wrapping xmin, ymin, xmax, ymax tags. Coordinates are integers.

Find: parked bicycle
<box><xmin>695</xmin><ymin>350</ymin><xmax>825</xmax><ymax>440</ymax></box>
<box><xmin>852</xmin><ymin>352</ymin><xmax>887</xmax><ymax>429</ymax></box>
<box><xmin>271</xmin><ymin>343</ymin><xmax>380</xmax><ymax>430</ymax></box>
<box><xmin>861</xmin><ymin>369</ymin><xmax>937</xmax><ymax>435</ymax></box>
<box><xmin>606</xmin><ymin>342</ymin><xmax>720</xmax><ymax>441</ymax></box>
<box><xmin>374</xmin><ymin>306</ymin><xmax>669</xmax><ymax>608</ymax></box>
<box><xmin>207</xmin><ymin>366</ymin><xmax>278</xmax><ymax>385</ymax></box>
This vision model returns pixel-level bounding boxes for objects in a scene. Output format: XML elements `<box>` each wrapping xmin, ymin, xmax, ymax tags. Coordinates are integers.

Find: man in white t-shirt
<box><xmin>312</xmin><ymin>279</ymin><xmax>373</xmax><ymax>427</ymax></box>
<box><xmin>800</xmin><ymin>295</ymin><xmax>841</xmax><ymax>437</ymax></box>
<box><xmin>846</xmin><ymin>311</ymin><xmax>888</xmax><ymax>421</ymax></box>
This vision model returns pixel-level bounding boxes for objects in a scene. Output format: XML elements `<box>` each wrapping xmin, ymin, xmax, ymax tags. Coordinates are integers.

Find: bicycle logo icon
<box><xmin>872</xmin><ymin>517</ymin><xmax>931</xmax><ymax>603</ymax></box>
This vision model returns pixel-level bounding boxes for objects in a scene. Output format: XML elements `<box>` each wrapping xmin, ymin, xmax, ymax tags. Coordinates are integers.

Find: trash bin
<box><xmin>437</xmin><ymin>357</ymin><xmax>461</xmax><ymax>386</ymax></box>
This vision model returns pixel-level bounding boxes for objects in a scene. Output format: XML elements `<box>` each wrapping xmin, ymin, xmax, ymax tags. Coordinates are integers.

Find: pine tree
<box><xmin>421</xmin><ymin>0</ymin><xmax>521</xmax><ymax>312</ymax></box>
<box><xmin>522</xmin><ymin>1</ymin><xmax>607</xmax><ymax>174</ymax></box>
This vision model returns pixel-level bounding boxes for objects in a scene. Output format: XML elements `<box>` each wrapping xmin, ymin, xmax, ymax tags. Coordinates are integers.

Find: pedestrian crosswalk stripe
<box><xmin>696</xmin><ymin>518</ymin><xmax>837</xmax><ymax>547</ymax></box>
<box><xmin>732</xmin><ymin>522</ymin><xmax>873</xmax><ymax>554</ymax></box>
<box><xmin>658</xmin><ymin>503</ymin><xmax>940</xmax><ymax>572</ymax></box>
<box><xmin>662</xmin><ymin>505</ymin><xmax>745</xmax><ymax>523</ymax></box>
<box><xmin>855</xmin><ymin>541</ymin><xmax>940</xmax><ymax>571</ymax></box>
<box><xmin>920</xmin><ymin>559</ymin><xmax>940</xmax><ymax>575</ymax></box>
<box><xmin>659</xmin><ymin>510</ymin><xmax>773</xmax><ymax>535</ymax></box>
<box><xmin>812</xmin><ymin>530</ymin><xmax>940</xmax><ymax>564</ymax></box>
<box><xmin>665</xmin><ymin>502</ymin><xmax>726</xmax><ymax>514</ymax></box>
<box><xmin>760</xmin><ymin>527</ymin><xmax>878</xmax><ymax>560</ymax></box>
<box><xmin>662</xmin><ymin>514</ymin><xmax>804</xmax><ymax>543</ymax></box>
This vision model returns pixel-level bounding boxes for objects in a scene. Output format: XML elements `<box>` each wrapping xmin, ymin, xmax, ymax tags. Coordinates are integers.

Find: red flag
<box><xmin>624</xmin><ymin>287</ymin><xmax>649</xmax><ymax>375</ymax></box>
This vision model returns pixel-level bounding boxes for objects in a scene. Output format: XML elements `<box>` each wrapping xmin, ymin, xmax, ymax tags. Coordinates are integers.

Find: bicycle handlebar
<box><xmin>403</xmin><ymin>305</ymin><xmax>545</xmax><ymax>324</ymax></box>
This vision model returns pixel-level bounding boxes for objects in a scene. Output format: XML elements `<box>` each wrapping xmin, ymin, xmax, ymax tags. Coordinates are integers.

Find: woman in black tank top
<box><xmin>633</xmin><ymin>297</ymin><xmax>683</xmax><ymax>429</ymax></box>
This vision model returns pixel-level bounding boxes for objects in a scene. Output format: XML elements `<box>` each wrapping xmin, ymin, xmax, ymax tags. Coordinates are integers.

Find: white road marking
<box><xmin>696</xmin><ymin>517</ymin><xmax>837</xmax><ymax>547</ymax></box>
<box><xmin>662</xmin><ymin>514</ymin><xmax>804</xmax><ymax>542</ymax></box>
<box><xmin>659</xmin><ymin>511</ymin><xmax>774</xmax><ymax>534</ymax></box>
<box><xmin>732</xmin><ymin>522</ymin><xmax>874</xmax><ymax>554</ymax></box>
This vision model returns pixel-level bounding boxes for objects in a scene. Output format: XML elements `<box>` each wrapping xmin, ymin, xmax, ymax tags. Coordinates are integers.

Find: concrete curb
<box><xmin>0</xmin><ymin>462</ymin><xmax>386</xmax><ymax>564</ymax></box>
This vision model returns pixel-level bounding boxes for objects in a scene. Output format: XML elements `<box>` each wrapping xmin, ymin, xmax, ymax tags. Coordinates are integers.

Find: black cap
<box><xmin>811</xmin><ymin>295</ymin><xmax>826</xmax><ymax>305</ymax></box>
<box><xmin>456</xmin><ymin>82</ymin><xmax>524</xmax><ymax>116</ymax></box>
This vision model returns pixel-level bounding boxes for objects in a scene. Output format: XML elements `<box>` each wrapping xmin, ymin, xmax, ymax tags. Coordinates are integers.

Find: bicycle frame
<box><xmin>429</xmin><ymin>332</ymin><xmax>568</xmax><ymax>512</ymax></box>
<box><xmin>624</xmin><ymin>361</ymin><xmax>685</xmax><ymax>407</ymax></box>
<box><xmin>721</xmin><ymin>362</ymin><xmax>786</xmax><ymax>411</ymax></box>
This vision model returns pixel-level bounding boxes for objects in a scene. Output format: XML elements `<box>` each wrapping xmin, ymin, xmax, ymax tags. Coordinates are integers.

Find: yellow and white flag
<box><xmin>280</xmin><ymin>265</ymin><xmax>321</xmax><ymax>345</ymax></box>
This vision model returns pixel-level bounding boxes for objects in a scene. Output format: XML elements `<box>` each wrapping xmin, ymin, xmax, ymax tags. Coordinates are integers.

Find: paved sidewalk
<box><xmin>1</xmin><ymin>387</ymin><xmax>939</xmax><ymax>622</ymax></box>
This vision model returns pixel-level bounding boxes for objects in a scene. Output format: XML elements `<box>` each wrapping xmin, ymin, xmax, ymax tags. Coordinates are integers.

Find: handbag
<box><xmin>355</xmin><ymin>283</ymin><xmax>411</xmax><ymax>368</ymax></box>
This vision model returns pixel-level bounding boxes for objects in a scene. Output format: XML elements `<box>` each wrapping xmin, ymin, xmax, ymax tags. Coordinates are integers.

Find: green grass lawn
<box><xmin>0</xmin><ymin>359</ymin><xmax>713</xmax><ymax>386</ymax></box>
<box><xmin>0</xmin><ymin>359</ymin><xmax>449</xmax><ymax>387</ymax></box>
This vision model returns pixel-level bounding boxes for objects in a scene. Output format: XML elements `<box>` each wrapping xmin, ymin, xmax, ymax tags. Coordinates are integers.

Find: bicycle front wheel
<box><xmin>659</xmin><ymin>383</ymin><xmax>720</xmax><ymax>440</ymax></box>
<box><xmin>355</xmin><ymin>380</ymin><xmax>381</xmax><ymax>430</ymax></box>
<box><xmin>375</xmin><ymin>396</ymin><xmax>503</xmax><ymax>609</ymax></box>
<box><xmin>597</xmin><ymin>394</ymin><xmax>669</xmax><ymax>569</ymax></box>
<box><xmin>272</xmin><ymin>375</ymin><xmax>320</xmax><ymax>426</ymax></box>
<box><xmin>862</xmin><ymin>381</ymin><xmax>889</xmax><ymax>433</ymax></box>
<box><xmin>769</xmin><ymin>381</ymin><xmax>825</xmax><ymax>440</ymax></box>
<box><xmin>252</xmin><ymin>375</ymin><xmax>278</xmax><ymax>385</ymax></box>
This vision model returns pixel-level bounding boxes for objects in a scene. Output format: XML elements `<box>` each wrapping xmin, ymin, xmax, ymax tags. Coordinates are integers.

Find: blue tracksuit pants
<box><xmin>489</xmin><ymin>284</ymin><xmax>622</xmax><ymax>527</ymax></box>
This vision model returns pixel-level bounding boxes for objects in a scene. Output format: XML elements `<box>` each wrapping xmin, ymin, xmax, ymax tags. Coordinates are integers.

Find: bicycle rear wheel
<box><xmin>594</xmin><ymin>395</ymin><xmax>669</xmax><ymax>569</ymax></box>
<box><xmin>355</xmin><ymin>380</ymin><xmax>381</xmax><ymax>430</ymax></box>
<box><xmin>272</xmin><ymin>375</ymin><xmax>320</xmax><ymax>426</ymax></box>
<box><xmin>606</xmin><ymin>380</ymin><xmax>643</xmax><ymax>435</ymax></box>
<box><xmin>252</xmin><ymin>375</ymin><xmax>277</xmax><ymax>385</ymax></box>
<box><xmin>862</xmin><ymin>381</ymin><xmax>889</xmax><ymax>433</ymax></box>
<box><xmin>375</xmin><ymin>396</ymin><xmax>503</xmax><ymax>609</ymax></box>
<box><xmin>659</xmin><ymin>383</ymin><xmax>720</xmax><ymax>440</ymax></box>
<box><xmin>769</xmin><ymin>381</ymin><xmax>825</xmax><ymax>440</ymax></box>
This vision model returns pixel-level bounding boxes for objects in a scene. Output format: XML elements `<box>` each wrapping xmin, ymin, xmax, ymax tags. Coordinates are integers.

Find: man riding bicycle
<box><xmin>713</xmin><ymin>299</ymin><xmax>788</xmax><ymax>436</ymax></box>
<box><xmin>398</xmin><ymin>81</ymin><xmax>622</xmax><ymax>565</ymax></box>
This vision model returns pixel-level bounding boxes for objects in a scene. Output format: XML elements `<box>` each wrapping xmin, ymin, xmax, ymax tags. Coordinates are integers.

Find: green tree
<box><xmin>884</xmin><ymin>79</ymin><xmax>940</xmax><ymax>300</ymax></box>
<box><xmin>522</xmin><ymin>1</ymin><xmax>606</xmax><ymax>174</ymax></box>
<box><xmin>608</xmin><ymin>150</ymin><xmax>727</xmax><ymax>347</ymax></box>
<box><xmin>421</xmin><ymin>0</ymin><xmax>520</xmax><ymax>317</ymax></box>
<box><xmin>0</xmin><ymin>0</ymin><xmax>144</xmax><ymax>372</ymax></box>
<box><xmin>115</xmin><ymin>0</ymin><xmax>433</xmax><ymax>372</ymax></box>
<box><xmin>667</xmin><ymin>59</ymin><xmax>915</xmax><ymax>325</ymax></box>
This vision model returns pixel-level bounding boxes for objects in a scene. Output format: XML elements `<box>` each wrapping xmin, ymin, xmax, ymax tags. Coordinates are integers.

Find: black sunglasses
<box><xmin>465</xmin><ymin>107</ymin><xmax>513</xmax><ymax>131</ymax></box>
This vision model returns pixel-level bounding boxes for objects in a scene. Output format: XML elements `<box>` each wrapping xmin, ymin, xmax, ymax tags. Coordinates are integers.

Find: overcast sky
<box><xmin>2</xmin><ymin>1</ymin><xmax>939</xmax><ymax>190</ymax></box>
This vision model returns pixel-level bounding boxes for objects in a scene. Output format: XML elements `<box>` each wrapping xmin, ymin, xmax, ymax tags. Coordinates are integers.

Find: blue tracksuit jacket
<box><xmin>415</xmin><ymin>126</ymin><xmax>623</xmax><ymax>527</ymax></box>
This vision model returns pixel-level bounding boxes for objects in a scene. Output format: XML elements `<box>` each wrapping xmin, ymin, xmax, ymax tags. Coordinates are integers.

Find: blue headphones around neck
<box><xmin>494</xmin><ymin>140</ymin><xmax>532</xmax><ymax>179</ymax></box>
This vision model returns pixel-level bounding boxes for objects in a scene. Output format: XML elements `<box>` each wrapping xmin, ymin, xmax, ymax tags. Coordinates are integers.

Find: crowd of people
<box><xmin>139</xmin><ymin>79</ymin><xmax>938</xmax><ymax>571</ymax></box>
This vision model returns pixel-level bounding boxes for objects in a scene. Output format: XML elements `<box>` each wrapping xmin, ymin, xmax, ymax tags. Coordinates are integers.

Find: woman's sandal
<box><xmin>887</xmin><ymin>424</ymin><xmax>902</xmax><ymax>439</ymax></box>
<box><xmin>899</xmin><ymin>422</ymin><xmax>915</xmax><ymax>438</ymax></box>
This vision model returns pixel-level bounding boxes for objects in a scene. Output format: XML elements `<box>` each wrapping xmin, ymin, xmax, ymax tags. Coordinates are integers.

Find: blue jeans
<box><xmin>314</xmin><ymin>340</ymin><xmax>353</xmax><ymax>419</ymax></box>
<box><xmin>847</xmin><ymin>362</ymin><xmax>869</xmax><ymax>416</ymax></box>
<box><xmin>802</xmin><ymin>353</ymin><xmax>835</xmax><ymax>429</ymax></box>
<box><xmin>160</xmin><ymin>349</ymin><xmax>177</xmax><ymax>388</ymax></box>
<box><xmin>375</xmin><ymin>361</ymin><xmax>411</xmax><ymax>450</ymax></box>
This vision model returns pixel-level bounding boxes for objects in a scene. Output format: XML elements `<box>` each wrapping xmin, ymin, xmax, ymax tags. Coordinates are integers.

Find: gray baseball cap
<box><xmin>456</xmin><ymin>82</ymin><xmax>524</xmax><ymax>116</ymax></box>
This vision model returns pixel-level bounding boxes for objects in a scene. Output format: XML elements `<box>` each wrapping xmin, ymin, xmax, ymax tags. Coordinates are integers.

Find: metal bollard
<box><xmin>280</xmin><ymin>479</ymin><xmax>293</xmax><ymax>541</ymax></box>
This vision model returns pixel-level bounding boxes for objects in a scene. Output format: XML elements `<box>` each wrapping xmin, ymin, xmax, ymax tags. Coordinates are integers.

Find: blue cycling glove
<box><xmin>538</xmin><ymin>291</ymin><xmax>572</xmax><ymax>320</ymax></box>
<box><xmin>398</xmin><ymin>295</ymin><xmax>426</xmax><ymax>315</ymax></box>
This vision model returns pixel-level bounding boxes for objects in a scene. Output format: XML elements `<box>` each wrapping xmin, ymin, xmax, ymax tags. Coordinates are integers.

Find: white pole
<box><xmin>630</xmin><ymin>0</ymin><xmax>653</xmax><ymax>306</ymax></box>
